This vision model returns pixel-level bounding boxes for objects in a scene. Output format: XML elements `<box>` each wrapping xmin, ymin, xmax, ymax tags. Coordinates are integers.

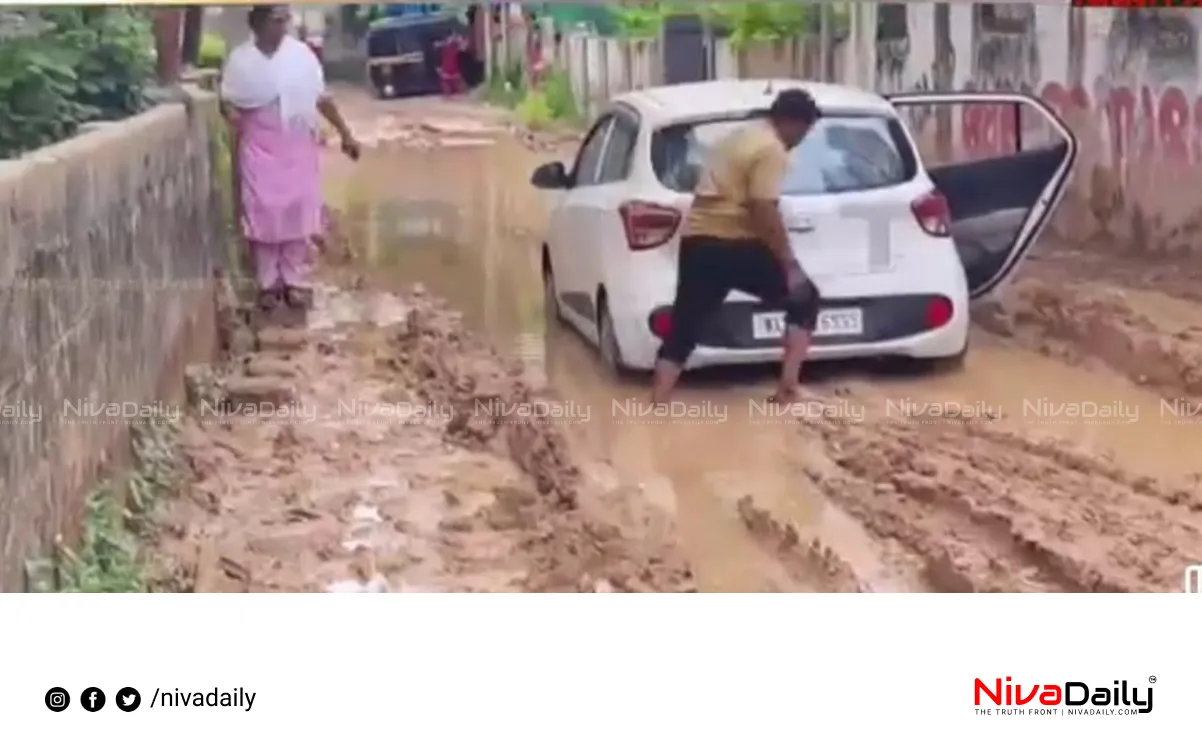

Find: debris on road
<box><xmin>156</xmin><ymin>284</ymin><xmax>695</xmax><ymax>593</ymax></box>
<box><xmin>794</xmin><ymin>412</ymin><xmax>1202</xmax><ymax>592</ymax></box>
<box><xmin>979</xmin><ymin>276</ymin><xmax>1202</xmax><ymax>402</ymax></box>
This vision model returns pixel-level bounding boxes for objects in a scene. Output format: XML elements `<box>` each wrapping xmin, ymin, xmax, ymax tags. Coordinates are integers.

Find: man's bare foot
<box><xmin>766</xmin><ymin>387</ymin><xmax>800</xmax><ymax>405</ymax></box>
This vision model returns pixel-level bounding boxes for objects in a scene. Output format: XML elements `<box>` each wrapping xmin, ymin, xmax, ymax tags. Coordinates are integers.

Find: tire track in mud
<box><xmin>323</xmin><ymin>99</ymin><xmax>1202</xmax><ymax>593</ymax></box>
<box><xmin>160</xmin><ymin>283</ymin><xmax>695</xmax><ymax>593</ymax></box>
<box><xmin>387</xmin><ymin>290</ymin><xmax>695</xmax><ymax>592</ymax></box>
<box><xmin>788</xmin><ymin>410</ymin><xmax>1202</xmax><ymax>592</ymax></box>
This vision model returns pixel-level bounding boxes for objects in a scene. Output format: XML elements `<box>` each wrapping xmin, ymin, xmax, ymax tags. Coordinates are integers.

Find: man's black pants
<box><xmin>656</xmin><ymin>235</ymin><xmax>821</xmax><ymax>365</ymax></box>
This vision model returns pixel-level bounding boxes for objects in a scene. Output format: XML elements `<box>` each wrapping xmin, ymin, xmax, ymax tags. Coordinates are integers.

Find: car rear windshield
<box><xmin>650</xmin><ymin>114</ymin><xmax>918</xmax><ymax>195</ymax></box>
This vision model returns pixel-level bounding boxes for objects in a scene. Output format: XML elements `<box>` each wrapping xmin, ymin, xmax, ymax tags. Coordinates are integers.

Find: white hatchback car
<box><xmin>532</xmin><ymin>79</ymin><xmax>1077</xmax><ymax>372</ymax></box>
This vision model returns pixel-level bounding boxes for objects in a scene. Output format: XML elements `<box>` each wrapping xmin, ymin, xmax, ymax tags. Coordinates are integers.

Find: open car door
<box><xmin>885</xmin><ymin>91</ymin><xmax>1078</xmax><ymax>299</ymax></box>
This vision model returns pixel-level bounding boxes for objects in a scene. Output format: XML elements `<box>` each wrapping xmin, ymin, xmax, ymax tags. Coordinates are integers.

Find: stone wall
<box><xmin>0</xmin><ymin>89</ymin><xmax>223</xmax><ymax>591</ymax></box>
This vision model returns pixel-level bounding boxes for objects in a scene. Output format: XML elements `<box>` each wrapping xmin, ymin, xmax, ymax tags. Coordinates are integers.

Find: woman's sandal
<box><xmin>284</xmin><ymin>287</ymin><xmax>311</xmax><ymax>309</ymax></box>
<box><xmin>258</xmin><ymin>288</ymin><xmax>280</xmax><ymax>311</ymax></box>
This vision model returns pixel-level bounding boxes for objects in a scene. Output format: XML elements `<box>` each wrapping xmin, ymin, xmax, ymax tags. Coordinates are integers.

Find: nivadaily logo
<box><xmin>974</xmin><ymin>676</ymin><xmax>1154</xmax><ymax>715</ymax></box>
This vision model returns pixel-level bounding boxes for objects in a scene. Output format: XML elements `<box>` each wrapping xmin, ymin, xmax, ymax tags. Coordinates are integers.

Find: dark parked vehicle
<box><xmin>365</xmin><ymin>11</ymin><xmax>482</xmax><ymax>98</ymax></box>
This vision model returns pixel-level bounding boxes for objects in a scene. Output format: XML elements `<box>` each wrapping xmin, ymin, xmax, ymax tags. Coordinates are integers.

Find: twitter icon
<box><xmin>116</xmin><ymin>687</ymin><xmax>141</xmax><ymax>712</ymax></box>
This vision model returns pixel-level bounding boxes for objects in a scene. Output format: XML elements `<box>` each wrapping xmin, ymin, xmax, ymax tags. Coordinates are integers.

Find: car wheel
<box><xmin>923</xmin><ymin>338</ymin><xmax>969</xmax><ymax>374</ymax></box>
<box><xmin>543</xmin><ymin>259</ymin><xmax>564</xmax><ymax>325</ymax></box>
<box><xmin>597</xmin><ymin>297</ymin><xmax>627</xmax><ymax>374</ymax></box>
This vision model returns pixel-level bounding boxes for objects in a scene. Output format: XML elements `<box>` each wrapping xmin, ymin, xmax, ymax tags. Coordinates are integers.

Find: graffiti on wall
<box><xmin>960</xmin><ymin>4</ymin><xmax>1041</xmax><ymax>159</ymax></box>
<box><xmin>874</xmin><ymin>5</ymin><xmax>942</xmax><ymax>138</ymax></box>
<box><xmin>1105</xmin><ymin>10</ymin><xmax>1196</xmax><ymax>82</ymax></box>
<box><xmin>874</xmin><ymin>4</ymin><xmax>910</xmax><ymax>93</ymax></box>
<box><xmin>971</xmin><ymin>4</ymin><xmax>1040</xmax><ymax>91</ymax></box>
<box><xmin>956</xmin><ymin>7</ymin><xmax>1202</xmax><ymax>177</ymax></box>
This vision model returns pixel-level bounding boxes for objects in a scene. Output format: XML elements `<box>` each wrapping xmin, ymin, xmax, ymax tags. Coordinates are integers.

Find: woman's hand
<box><xmin>341</xmin><ymin>134</ymin><xmax>361</xmax><ymax>161</ymax></box>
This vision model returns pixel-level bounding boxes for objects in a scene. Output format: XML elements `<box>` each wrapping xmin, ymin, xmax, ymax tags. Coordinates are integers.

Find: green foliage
<box><xmin>701</xmin><ymin>2</ymin><xmax>850</xmax><ymax>49</ymax></box>
<box><xmin>199</xmin><ymin>33</ymin><xmax>227</xmax><ymax>70</ymax></box>
<box><xmin>0</xmin><ymin>8</ymin><xmax>152</xmax><ymax>158</ymax></box>
<box><xmin>484</xmin><ymin>58</ymin><xmax>527</xmax><ymax>108</ymax></box>
<box><xmin>541</xmin><ymin>68</ymin><xmax>581</xmax><ymax>125</ymax></box>
<box><xmin>607</xmin><ymin>2</ymin><xmax>851</xmax><ymax>47</ymax></box>
<box><xmin>515</xmin><ymin>89</ymin><xmax>553</xmax><ymax>130</ymax></box>
<box><xmin>56</xmin><ymin>420</ymin><xmax>181</xmax><ymax>593</ymax></box>
<box><xmin>612</xmin><ymin>3</ymin><xmax>671</xmax><ymax>39</ymax></box>
<box><xmin>491</xmin><ymin>60</ymin><xmax>581</xmax><ymax>130</ymax></box>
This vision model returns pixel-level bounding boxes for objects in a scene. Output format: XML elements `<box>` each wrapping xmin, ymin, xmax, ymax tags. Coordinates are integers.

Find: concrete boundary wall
<box><xmin>0</xmin><ymin>89</ymin><xmax>225</xmax><ymax>590</ymax></box>
<box><xmin>551</xmin><ymin>5</ymin><xmax>1200</xmax><ymax>257</ymax></box>
<box><xmin>861</xmin><ymin>3</ymin><xmax>1202</xmax><ymax>255</ymax></box>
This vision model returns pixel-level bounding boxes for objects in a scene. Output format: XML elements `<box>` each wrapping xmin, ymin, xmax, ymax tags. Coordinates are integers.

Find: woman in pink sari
<box><xmin>220</xmin><ymin>5</ymin><xmax>360</xmax><ymax>310</ymax></box>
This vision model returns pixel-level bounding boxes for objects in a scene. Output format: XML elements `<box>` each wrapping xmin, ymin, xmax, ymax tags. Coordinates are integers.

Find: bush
<box><xmin>198</xmin><ymin>33</ymin><xmax>226</xmax><ymax>70</ymax></box>
<box><xmin>515</xmin><ymin>89</ymin><xmax>553</xmax><ymax>130</ymax></box>
<box><xmin>541</xmin><ymin>68</ymin><xmax>580</xmax><ymax>124</ymax></box>
<box><xmin>0</xmin><ymin>8</ymin><xmax>152</xmax><ymax>158</ymax></box>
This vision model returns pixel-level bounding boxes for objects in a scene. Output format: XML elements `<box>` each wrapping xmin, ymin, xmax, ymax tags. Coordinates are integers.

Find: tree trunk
<box><xmin>181</xmin><ymin>6</ymin><xmax>204</xmax><ymax>68</ymax></box>
<box><xmin>153</xmin><ymin>8</ymin><xmax>184</xmax><ymax>85</ymax></box>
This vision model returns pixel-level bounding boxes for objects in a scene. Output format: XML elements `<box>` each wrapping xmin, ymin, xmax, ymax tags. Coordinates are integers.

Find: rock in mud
<box><xmin>223</xmin><ymin>376</ymin><xmax>296</xmax><ymax>406</ymax></box>
<box><xmin>257</xmin><ymin>327</ymin><xmax>307</xmax><ymax>352</ymax></box>
<box><xmin>244</xmin><ymin>357</ymin><xmax>299</xmax><ymax>379</ymax></box>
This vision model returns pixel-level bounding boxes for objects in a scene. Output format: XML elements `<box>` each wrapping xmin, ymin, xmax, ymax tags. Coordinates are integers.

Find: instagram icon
<box><xmin>44</xmin><ymin>687</ymin><xmax>70</xmax><ymax>712</ymax></box>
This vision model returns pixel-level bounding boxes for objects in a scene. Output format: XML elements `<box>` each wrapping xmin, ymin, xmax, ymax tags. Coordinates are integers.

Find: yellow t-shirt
<box><xmin>684</xmin><ymin>121</ymin><xmax>791</xmax><ymax>242</ymax></box>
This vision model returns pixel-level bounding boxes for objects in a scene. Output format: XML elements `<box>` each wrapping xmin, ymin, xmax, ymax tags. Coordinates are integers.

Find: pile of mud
<box><xmin>795</xmin><ymin>412</ymin><xmax>1202</xmax><ymax>592</ymax></box>
<box><xmin>388</xmin><ymin>291</ymin><xmax>694</xmax><ymax>592</ymax></box>
<box><xmin>155</xmin><ymin>285</ymin><xmax>693</xmax><ymax>593</ymax></box>
<box><xmin>342</xmin><ymin>115</ymin><xmax>576</xmax><ymax>153</ymax></box>
<box><xmin>976</xmin><ymin>277</ymin><xmax>1202</xmax><ymax>402</ymax></box>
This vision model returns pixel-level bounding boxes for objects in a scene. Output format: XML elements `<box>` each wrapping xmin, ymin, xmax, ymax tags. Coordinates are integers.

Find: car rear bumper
<box><xmin>613</xmin><ymin>293</ymin><xmax>970</xmax><ymax>371</ymax></box>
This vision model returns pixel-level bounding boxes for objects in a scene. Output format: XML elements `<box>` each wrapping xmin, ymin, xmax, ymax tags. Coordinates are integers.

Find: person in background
<box><xmin>436</xmin><ymin>29</ymin><xmax>468</xmax><ymax>97</ymax></box>
<box><xmin>527</xmin><ymin>14</ymin><xmax>547</xmax><ymax>88</ymax></box>
<box><xmin>221</xmin><ymin>5</ymin><xmax>361</xmax><ymax>311</ymax></box>
<box><xmin>651</xmin><ymin>90</ymin><xmax>823</xmax><ymax>405</ymax></box>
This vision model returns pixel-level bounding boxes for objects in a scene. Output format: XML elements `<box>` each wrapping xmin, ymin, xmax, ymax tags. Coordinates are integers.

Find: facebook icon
<box><xmin>80</xmin><ymin>687</ymin><xmax>106</xmax><ymax>712</ymax></box>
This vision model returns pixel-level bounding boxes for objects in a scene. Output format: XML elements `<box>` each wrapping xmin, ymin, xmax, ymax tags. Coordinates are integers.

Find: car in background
<box><xmin>365</xmin><ymin>10</ymin><xmax>478</xmax><ymax>98</ymax></box>
<box><xmin>531</xmin><ymin>79</ymin><xmax>1078</xmax><ymax>373</ymax></box>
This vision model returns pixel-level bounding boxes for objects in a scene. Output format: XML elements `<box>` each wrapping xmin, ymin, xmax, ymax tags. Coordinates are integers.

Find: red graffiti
<box><xmin>959</xmin><ymin>80</ymin><xmax>1201</xmax><ymax>171</ymax></box>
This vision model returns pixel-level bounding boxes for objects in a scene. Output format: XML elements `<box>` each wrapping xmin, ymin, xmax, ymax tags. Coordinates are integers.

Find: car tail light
<box><xmin>911</xmin><ymin>190</ymin><xmax>951</xmax><ymax>237</ymax></box>
<box><xmin>619</xmin><ymin>201</ymin><xmax>681</xmax><ymax>251</ymax></box>
<box><xmin>649</xmin><ymin>309</ymin><xmax>673</xmax><ymax>339</ymax></box>
<box><xmin>924</xmin><ymin>296</ymin><xmax>954</xmax><ymax>329</ymax></box>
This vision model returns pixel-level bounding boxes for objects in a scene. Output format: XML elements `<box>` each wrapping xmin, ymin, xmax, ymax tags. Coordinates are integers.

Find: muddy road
<box><xmin>161</xmin><ymin>93</ymin><xmax>1202</xmax><ymax>592</ymax></box>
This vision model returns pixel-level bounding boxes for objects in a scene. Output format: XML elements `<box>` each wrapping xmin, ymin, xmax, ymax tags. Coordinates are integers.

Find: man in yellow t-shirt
<box><xmin>652</xmin><ymin>89</ymin><xmax>822</xmax><ymax>404</ymax></box>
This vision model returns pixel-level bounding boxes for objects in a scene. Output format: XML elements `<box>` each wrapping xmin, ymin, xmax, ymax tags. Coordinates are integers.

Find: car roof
<box><xmin>611</xmin><ymin>79</ymin><xmax>895</xmax><ymax>125</ymax></box>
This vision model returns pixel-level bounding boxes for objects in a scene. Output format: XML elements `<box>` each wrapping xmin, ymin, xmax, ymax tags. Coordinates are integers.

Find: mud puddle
<box><xmin>313</xmin><ymin>97</ymin><xmax>1201</xmax><ymax>592</ymax></box>
<box><xmin>327</xmin><ymin>109</ymin><xmax>894</xmax><ymax>591</ymax></box>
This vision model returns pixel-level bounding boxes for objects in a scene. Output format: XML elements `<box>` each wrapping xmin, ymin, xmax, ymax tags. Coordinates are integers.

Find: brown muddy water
<box><xmin>319</xmin><ymin>99</ymin><xmax>1202</xmax><ymax>592</ymax></box>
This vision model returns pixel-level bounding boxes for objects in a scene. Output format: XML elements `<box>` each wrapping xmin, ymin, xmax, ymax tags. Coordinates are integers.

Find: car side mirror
<box><xmin>531</xmin><ymin>161</ymin><xmax>569</xmax><ymax>190</ymax></box>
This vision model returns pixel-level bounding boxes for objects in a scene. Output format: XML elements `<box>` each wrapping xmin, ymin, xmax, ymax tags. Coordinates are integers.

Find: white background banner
<box><xmin>0</xmin><ymin>594</ymin><xmax>1196</xmax><ymax>741</ymax></box>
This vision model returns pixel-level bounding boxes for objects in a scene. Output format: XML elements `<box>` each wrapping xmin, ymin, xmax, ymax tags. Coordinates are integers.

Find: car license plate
<box><xmin>816</xmin><ymin>308</ymin><xmax>863</xmax><ymax>337</ymax></box>
<box><xmin>752</xmin><ymin>312</ymin><xmax>786</xmax><ymax>340</ymax></box>
<box><xmin>752</xmin><ymin>308</ymin><xmax>863</xmax><ymax>339</ymax></box>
